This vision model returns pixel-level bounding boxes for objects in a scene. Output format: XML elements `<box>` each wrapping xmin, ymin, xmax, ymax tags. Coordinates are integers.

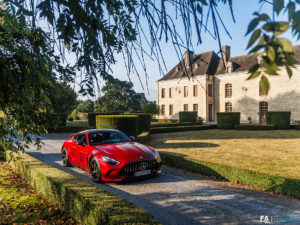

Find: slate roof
<box><xmin>158</xmin><ymin>51</ymin><xmax>219</xmax><ymax>81</ymax></box>
<box><xmin>158</xmin><ymin>45</ymin><xmax>300</xmax><ymax>81</ymax></box>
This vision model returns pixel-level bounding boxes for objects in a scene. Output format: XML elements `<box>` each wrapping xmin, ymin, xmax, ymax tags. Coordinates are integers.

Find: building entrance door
<box><xmin>259</xmin><ymin>101</ymin><xmax>268</xmax><ymax>124</ymax></box>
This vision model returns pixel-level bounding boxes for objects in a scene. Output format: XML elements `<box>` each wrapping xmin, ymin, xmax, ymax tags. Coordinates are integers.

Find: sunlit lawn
<box><xmin>148</xmin><ymin>129</ymin><xmax>300</xmax><ymax>179</ymax></box>
<box><xmin>0</xmin><ymin>162</ymin><xmax>79</xmax><ymax>224</ymax></box>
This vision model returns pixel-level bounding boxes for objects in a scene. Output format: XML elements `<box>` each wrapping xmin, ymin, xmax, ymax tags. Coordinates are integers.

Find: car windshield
<box><xmin>88</xmin><ymin>131</ymin><xmax>131</xmax><ymax>146</ymax></box>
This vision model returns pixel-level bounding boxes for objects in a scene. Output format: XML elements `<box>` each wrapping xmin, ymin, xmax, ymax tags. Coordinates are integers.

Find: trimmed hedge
<box><xmin>234</xmin><ymin>124</ymin><xmax>275</xmax><ymax>130</ymax></box>
<box><xmin>151</xmin><ymin>122</ymin><xmax>203</xmax><ymax>128</ymax></box>
<box><xmin>217</xmin><ymin>112</ymin><xmax>240</xmax><ymax>129</ymax></box>
<box><xmin>126</xmin><ymin>113</ymin><xmax>152</xmax><ymax>134</ymax></box>
<box><xmin>47</xmin><ymin>126</ymin><xmax>94</xmax><ymax>133</ymax></box>
<box><xmin>291</xmin><ymin>125</ymin><xmax>300</xmax><ymax>130</ymax></box>
<box><xmin>88</xmin><ymin>112</ymin><xmax>120</xmax><ymax>127</ymax></box>
<box><xmin>159</xmin><ymin>151</ymin><xmax>300</xmax><ymax>198</ymax></box>
<box><xmin>6</xmin><ymin>152</ymin><xmax>159</xmax><ymax>225</ymax></box>
<box><xmin>150</xmin><ymin>125</ymin><xmax>217</xmax><ymax>134</ymax></box>
<box><xmin>96</xmin><ymin>115</ymin><xmax>139</xmax><ymax>137</ymax></box>
<box><xmin>48</xmin><ymin>113</ymin><xmax>68</xmax><ymax>127</ymax></box>
<box><xmin>154</xmin><ymin>119</ymin><xmax>178</xmax><ymax>123</ymax></box>
<box><xmin>266</xmin><ymin>111</ymin><xmax>291</xmax><ymax>129</ymax></box>
<box><xmin>179</xmin><ymin>111</ymin><xmax>197</xmax><ymax>123</ymax></box>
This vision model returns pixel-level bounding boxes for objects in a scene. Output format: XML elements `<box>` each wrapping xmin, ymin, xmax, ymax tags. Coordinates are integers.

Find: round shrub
<box><xmin>179</xmin><ymin>111</ymin><xmax>197</xmax><ymax>123</ymax></box>
<box><xmin>217</xmin><ymin>112</ymin><xmax>240</xmax><ymax>129</ymax></box>
<box><xmin>126</xmin><ymin>113</ymin><xmax>152</xmax><ymax>134</ymax></box>
<box><xmin>88</xmin><ymin>112</ymin><xmax>120</xmax><ymax>127</ymax></box>
<box><xmin>96</xmin><ymin>115</ymin><xmax>139</xmax><ymax>137</ymax></box>
<box><xmin>266</xmin><ymin>111</ymin><xmax>291</xmax><ymax>129</ymax></box>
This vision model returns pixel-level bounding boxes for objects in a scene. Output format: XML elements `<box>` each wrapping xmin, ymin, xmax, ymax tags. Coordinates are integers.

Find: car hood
<box><xmin>94</xmin><ymin>142</ymin><xmax>155</xmax><ymax>162</ymax></box>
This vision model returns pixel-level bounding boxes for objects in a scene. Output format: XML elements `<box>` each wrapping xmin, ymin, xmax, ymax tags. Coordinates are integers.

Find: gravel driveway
<box><xmin>26</xmin><ymin>133</ymin><xmax>300</xmax><ymax>225</ymax></box>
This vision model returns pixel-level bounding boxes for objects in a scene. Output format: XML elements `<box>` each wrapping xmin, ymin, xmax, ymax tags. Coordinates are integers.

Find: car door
<box><xmin>68</xmin><ymin>134</ymin><xmax>78</xmax><ymax>164</ymax></box>
<box><xmin>74</xmin><ymin>133</ymin><xmax>89</xmax><ymax>169</ymax></box>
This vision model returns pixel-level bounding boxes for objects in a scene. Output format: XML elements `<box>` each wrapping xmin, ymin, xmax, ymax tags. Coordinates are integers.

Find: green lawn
<box><xmin>0</xmin><ymin>161</ymin><xmax>79</xmax><ymax>224</ymax></box>
<box><xmin>148</xmin><ymin>129</ymin><xmax>300</xmax><ymax>179</ymax></box>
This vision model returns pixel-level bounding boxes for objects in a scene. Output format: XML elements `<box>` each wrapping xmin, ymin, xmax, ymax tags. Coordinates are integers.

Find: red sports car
<box><xmin>61</xmin><ymin>129</ymin><xmax>162</xmax><ymax>182</ymax></box>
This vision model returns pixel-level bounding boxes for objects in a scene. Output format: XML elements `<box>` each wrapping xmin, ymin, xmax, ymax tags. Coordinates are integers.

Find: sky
<box><xmin>70</xmin><ymin>1</ymin><xmax>299</xmax><ymax>102</ymax></box>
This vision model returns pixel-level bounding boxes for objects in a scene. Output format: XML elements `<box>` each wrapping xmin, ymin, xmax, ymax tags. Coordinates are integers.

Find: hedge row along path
<box><xmin>26</xmin><ymin>133</ymin><xmax>300</xmax><ymax>225</ymax></box>
<box><xmin>0</xmin><ymin>161</ymin><xmax>79</xmax><ymax>224</ymax></box>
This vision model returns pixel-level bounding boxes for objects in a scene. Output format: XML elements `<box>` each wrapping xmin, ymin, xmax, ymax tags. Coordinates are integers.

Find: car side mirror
<box><xmin>129</xmin><ymin>136</ymin><xmax>135</xmax><ymax>141</ymax></box>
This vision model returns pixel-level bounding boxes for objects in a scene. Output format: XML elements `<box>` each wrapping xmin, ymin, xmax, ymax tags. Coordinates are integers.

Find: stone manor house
<box><xmin>156</xmin><ymin>45</ymin><xmax>300</xmax><ymax>124</ymax></box>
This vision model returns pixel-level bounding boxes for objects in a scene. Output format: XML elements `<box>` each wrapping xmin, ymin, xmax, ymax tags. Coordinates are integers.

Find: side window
<box><xmin>77</xmin><ymin>133</ymin><xmax>87</xmax><ymax>145</ymax></box>
<box><xmin>72</xmin><ymin>135</ymin><xmax>78</xmax><ymax>142</ymax></box>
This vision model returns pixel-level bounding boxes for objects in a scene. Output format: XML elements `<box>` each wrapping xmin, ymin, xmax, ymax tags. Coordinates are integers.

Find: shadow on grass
<box><xmin>151</xmin><ymin>142</ymin><xmax>219</xmax><ymax>149</ymax></box>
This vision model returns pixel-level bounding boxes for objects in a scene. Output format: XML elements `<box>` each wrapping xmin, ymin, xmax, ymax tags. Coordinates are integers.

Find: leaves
<box><xmin>273</xmin><ymin>0</ymin><xmax>284</xmax><ymax>15</ymax></box>
<box><xmin>277</xmin><ymin>38</ymin><xmax>293</xmax><ymax>53</ymax></box>
<box><xmin>247</xmin><ymin>29</ymin><xmax>261</xmax><ymax>48</ymax></box>
<box><xmin>260</xmin><ymin>75</ymin><xmax>270</xmax><ymax>94</ymax></box>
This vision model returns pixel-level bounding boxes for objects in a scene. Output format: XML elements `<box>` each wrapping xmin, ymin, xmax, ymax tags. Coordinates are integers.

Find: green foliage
<box><xmin>151</xmin><ymin>125</ymin><xmax>216</xmax><ymax>134</ymax></box>
<box><xmin>179</xmin><ymin>111</ymin><xmax>197</xmax><ymax>123</ymax></box>
<box><xmin>88</xmin><ymin>112</ymin><xmax>121</xmax><ymax>127</ymax></box>
<box><xmin>96</xmin><ymin>115</ymin><xmax>139</xmax><ymax>137</ymax></box>
<box><xmin>48</xmin><ymin>113</ymin><xmax>68</xmax><ymax>127</ymax></box>
<box><xmin>94</xmin><ymin>78</ymin><xmax>147</xmax><ymax>113</ymax></box>
<box><xmin>127</xmin><ymin>113</ymin><xmax>152</xmax><ymax>134</ymax></box>
<box><xmin>68</xmin><ymin>109</ymin><xmax>79</xmax><ymax>121</ymax></box>
<box><xmin>76</xmin><ymin>100</ymin><xmax>94</xmax><ymax>113</ymax></box>
<box><xmin>141</xmin><ymin>101</ymin><xmax>159</xmax><ymax>115</ymax></box>
<box><xmin>48</xmin><ymin>82</ymin><xmax>78</xmax><ymax>114</ymax></box>
<box><xmin>7</xmin><ymin>152</ymin><xmax>159</xmax><ymax>225</ymax></box>
<box><xmin>0</xmin><ymin>4</ymin><xmax>75</xmax><ymax>154</ymax></box>
<box><xmin>246</xmin><ymin>0</ymin><xmax>300</xmax><ymax>94</ymax></box>
<box><xmin>159</xmin><ymin>151</ymin><xmax>300</xmax><ymax>198</ymax></box>
<box><xmin>217</xmin><ymin>112</ymin><xmax>240</xmax><ymax>129</ymax></box>
<box><xmin>234</xmin><ymin>124</ymin><xmax>275</xmax><ymax>130</ymax></box>
<box><xmin>266</xmin><ymin>111</ymin><xmax>291</xmax><ymax>129</ymax></box>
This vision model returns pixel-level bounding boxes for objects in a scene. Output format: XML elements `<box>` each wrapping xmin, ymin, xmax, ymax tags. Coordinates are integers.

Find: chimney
<box><xmin>185</xmin><ymin>50</ymin><xmax>194</xmax><ymax>68</ymax></box>
<box><xmin>222</xmin><ymin>45</ymin><xmax>230</xmax><ymax>62</ymax></box>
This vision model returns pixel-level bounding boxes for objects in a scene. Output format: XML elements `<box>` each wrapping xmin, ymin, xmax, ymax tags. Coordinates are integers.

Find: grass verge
<box><xmin>150</xmin><ymin>125</ymin><xmax>216</xmax><ymax>134</ymax></box>
<box><xmin>0</xmin><ymin>161</ymin><xmax>78</xmax><ymax>224</ymax></box>
<box><xmin>6</xmin><ymin>152</ymin><xmax>159</xmax><ymax>225</ymax></box>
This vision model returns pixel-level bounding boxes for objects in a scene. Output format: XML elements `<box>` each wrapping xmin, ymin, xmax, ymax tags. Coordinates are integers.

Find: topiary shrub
<box><xmin>88</xmin><ymin>112</ymin><xmax>120</xmax><ymax>127</ymax></box>
<box><xmin>217</xmin><ymin>112</ymin><xmax>240</xmax><ymax>129</ymax></box>
<box><xmin>48</xmin><ymin>113</ymin><xmax>68</xmax><ymax>127</ymax></box>
<box><xmin>126</xmin><ymin>113</ymin><xmax>152</xmax><ymax>134</ymax></box>
<box><xmin>96</xmin><ymin>115</ymin><xmax>139</xmax><ymax>137</ymax></box>
<box><xmin>266</xmin><ymin>111</ymin><xmax>291</xmax><ymax>129</ymax></box>
<box><xmin>179</xmin><ymin>111</ymin><xmax>197</xmax><ymax>123</ymax></box>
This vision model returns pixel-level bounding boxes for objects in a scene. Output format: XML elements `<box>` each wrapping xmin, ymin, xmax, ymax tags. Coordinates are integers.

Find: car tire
<box><xmin>89</xmin><ymin>157</ymin><xmax>102</xmax><ymax>183</ymax></box>
<box><xmin>61</xmin><ymin>147</ymin><xmax>71</xmax><ymax>167</ymax></box>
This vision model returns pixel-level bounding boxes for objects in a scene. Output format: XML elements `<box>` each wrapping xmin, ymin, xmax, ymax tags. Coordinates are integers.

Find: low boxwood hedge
<box><xmin>88</xmin><ymin>112</ymin><xmax>120</xmax><ymax>127</ymax></box>
<box><xmin>266</xmin><ymin>111</ymin><xmax>291</xmax><ymax>129</ymax></box>
<box><xmin>150</xmin><ymin>125</ymin><xmax>217</xmax><ymax>134</ymax></box>
<box><xmin>48</xmin><ymin>113</ymin><xmax>68</xmax><ymax>127</ymax></box>
<box><xmin>291</xmin><ymin>125</ymin><xmax>300</xmax><ymax>130</ymax></box>
<box><xmin>234</xmin><ymin>124</ymin><xmax>275</xmax><ymax>130</ymax></box>
<box><xmin>126</xmin><ymin>113</ymin><xmax>152</xmax><ymax>134</ymax></box>
<box><xmin>6</xmin><ymin>152</ymin><xmax>159</xmax><ymax>225</ymax></box>
<box><xmin>179</xmin><ymin>111</ymin><xmax>197</xmax><ymax>123</ymax></box>
<box><xmin>151</xmin><ymin>122</ymin><xmax>204</xmax><ymax>128</ymax></box>
<box><xmin>96</xmin><ymin>115</ymin><xmax>139</xmax><ymax>137</ymax></box>
<box><xmin>217</xmin><ymin>112</ymin><xmax>240</xmax><ymax>129</ymax></box>
<box><xmin>159</xmin><ymin>151</ymin><xmax>300</xmax><ymax>198</ymax></box>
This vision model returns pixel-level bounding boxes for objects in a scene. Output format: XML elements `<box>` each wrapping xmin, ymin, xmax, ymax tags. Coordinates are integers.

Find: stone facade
<box><xmin>157</xmin><ymin>45</ymin><xmax>300</xmax><ymax>124</ymax></box>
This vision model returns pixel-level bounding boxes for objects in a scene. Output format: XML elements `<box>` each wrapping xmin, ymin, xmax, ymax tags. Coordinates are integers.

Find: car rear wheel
<box><xmin>61</xmin><ymin>147</ymin><xmax>71</xmax><ymax>167</ymax></box>
<box><xmin>89</xmin><ymin>158</ymin><xmax>102</xmax><ymax>183</ymax></box>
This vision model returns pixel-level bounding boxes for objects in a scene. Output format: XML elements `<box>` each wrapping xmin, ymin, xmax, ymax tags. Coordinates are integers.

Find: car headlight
<box><xmin>154</xmin><ymin>150</ymin><xmax>161</xmax><ymax>162</ymax></box>
<box><xmin>102</xmin><ymin>156</ymin><xmax>120</xmax><ymax>166</ymax></box>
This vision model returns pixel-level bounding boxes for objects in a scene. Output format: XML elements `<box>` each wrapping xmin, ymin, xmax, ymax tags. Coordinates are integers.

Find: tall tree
<box><xmin>76</xmin><ymin>100</ymin><xmax>94</xmax><ymax>113</ymax></box>
<box><xmin>94</xmin><ymin>79</ymin><xmax>147</xmax><ymax>113</ymax></box>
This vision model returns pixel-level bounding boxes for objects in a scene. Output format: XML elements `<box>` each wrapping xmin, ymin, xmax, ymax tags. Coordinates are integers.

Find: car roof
<box><xmin>83</xmin><ymin>129</ymin><xmax>120</xmax><ymax>134</ymax></box>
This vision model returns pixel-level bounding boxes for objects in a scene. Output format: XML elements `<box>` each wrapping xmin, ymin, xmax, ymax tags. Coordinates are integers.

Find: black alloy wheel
<box><xmin>90</xmin><ymin>158</ymin><xmax>102</xmax><ymax>183</ymax></box>
<box><xmin>61</xmin><ymin>148</ymin><xmax>71</xmax><ymax>167</ymax></box>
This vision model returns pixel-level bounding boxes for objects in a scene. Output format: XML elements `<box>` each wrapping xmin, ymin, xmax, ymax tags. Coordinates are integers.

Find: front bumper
<box><xmin>100</xmin><ymin>159</ymin><xmax>162</xmax><ymax>182</ymax></box>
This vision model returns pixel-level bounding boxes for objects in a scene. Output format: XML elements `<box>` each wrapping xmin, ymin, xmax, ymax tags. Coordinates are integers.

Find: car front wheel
<box><xmin>89</xmin><ymin>157</ymin><xmax>102</xmax><ymax>183</ymax></box>
<box><xmin>61</xmin><ymin>147</ymin><xmax>71</xmax><ymax>167</ymax></box>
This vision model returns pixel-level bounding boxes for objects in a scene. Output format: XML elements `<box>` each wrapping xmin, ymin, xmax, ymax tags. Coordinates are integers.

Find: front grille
<box><xmin>119</xmin><ymin>159</ymin><xmax>161</xmax><ymax>176</ymax></box>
